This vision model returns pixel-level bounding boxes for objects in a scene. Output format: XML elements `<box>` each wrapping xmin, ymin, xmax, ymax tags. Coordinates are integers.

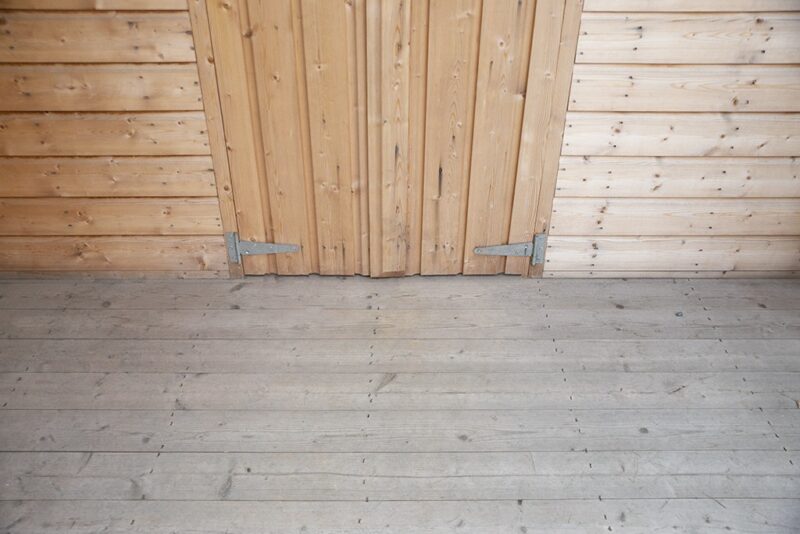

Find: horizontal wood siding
<box><xmin>547</xmin><ymin>237</ymin><xmax>800</xmax><ymax>272</ymax></box>
<box><xmin>0</xmin><ymin>157</ymin><xmax>217</xmax><ymax>197</ymax></box>
<box><xmin>0</xmin><ymin>113</ymin><xmax>211</xmax><ymax>156</ymax></box>
<box><xmin>0</xmin><ymin>236</ymin><xmax>227</xmax><ymax>272</ymax></box>
<box><xmin>0</xmin><ymin>65</ymin><xmax>204</xmax><ymax>112</ymax></box>
<box><xmin>0</xmin><ymin>1</ymin><xmax>229</xmax><ymax>276</ymax></box>
<box><xmin>0</xmin><ymin>0</ymin><xmax>188</xmax><ymax>8</ymax></box>
<box><xmin>570</xmin><ymin>66</ymin><xmax>800</xmax><ymax>113</ymax></box>
<box><xmin>583</xmin><ymin>0</ymin><xmax>800</xmax><ymax>12</ymax></box>
<box><xmin>561</xmin><ymin>113</ymin><xmax>800</xmax><ymax>157</ymax></box>
<box><xmin>555</xmin><ymin>157</ymin><xmax>800</xmax><ymax>198</ymax></box>
<box><xmin>0</xmin><ymin>11</ymin><xmax>196</xmax><ymax>63</ymax></box>
<box><xmin>0</xmin><ymin>198</ymin><xmax>223</xmax><ymax>236</ymax></box>
<box><xmin>577</xmin><ymin>13</ymin><xmax>800</xmax><ymax>64</ymax></box>
<box><xmin>545</xmin><ymin>3</ymin><xmax>800</xmax><ymax>277</ymax></box>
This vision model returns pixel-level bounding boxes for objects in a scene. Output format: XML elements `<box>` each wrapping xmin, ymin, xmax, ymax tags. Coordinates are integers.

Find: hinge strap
<box><xmin>225</xmin><ymin>232</ymin><xmax>300</xmax><ymax>264</ymax></box>
<box><xmin>473</xmin><ymin>233</ymin><xmax>547</xmax><ymax>265</ymax></box>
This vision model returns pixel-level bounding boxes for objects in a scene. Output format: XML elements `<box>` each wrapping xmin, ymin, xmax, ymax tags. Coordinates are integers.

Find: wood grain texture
<box><xmin>546</xmin><ymin>236</ymin><xmax>800</xmax><ymax>272</ymax></box>
<box><xmin>506</xmin><ymin>0</ymin><xmax>584</xmax><ymax>275</ymax></box>
<box><xmin>577</xmin><ymin>12</ymin><xmax>800</xmax><ymax>65</ymax></box>
<box><xmin>206</xmin><ymin>0</ymin><xmax>272</xmax><ymax>274</ymax></box>
<box><xmin>0</xmin><ymin>236</ymin><xmax>227</xmax><ymax>272</ymax></box>
<box><xmin>4</xmin><ymin>370</ymin><xmax>799</xmax><ymax>410</ymax></box>
<box><xmin>3</xmin><ymin>499</ymin><xmax>798</xmax><ymax>533</ymax></box>
<box><xmin>555</xmin><ymin>157</ymin><xmax>800</xmax><ymax>198</ymax></box>
<box><xmin>248</xmin><ymin>0</ymin><xmax>317</xmax><ymax>275</ymax></box>
<box><xmin>525</xmin><ymin>0</ymin><xmax>584</xmax><ymax>277</ymax></box>
<box><xmin>0</xmin><ymin>198</ymin><xmax>222</xmax><ymax>236</ymax></box>
<box><xmin>561</xmin><ymin>112</ymin><xmax>800</xmax><ymax>157</ymax></box>
<box><xmin>3</xmin><ymin>336</ymin><xmax>799</xmax><ymax>373</ymax></box>
<box><xmin>303</xmin><ymin>0</ymin><xmax>358</xmax><ymax>275</ymax></box>
<box><xmin>0</xmin><ymin>65</ymin><xmax>203</xmax><ymax>112</ymax></box>
<box><xmin>420</xmin><ymin>0</ymin><xmax>481</xmax><ymax>275</ymax></box>
<box><xmin>550</xmin><ymin>198</ymin><xmax>800</xmax><ymax>236</ymax></box>
<box><xmin>0</xmin><ymin>0</ymin><xmax>188</xmax><ymax>8</ymax></box>
<box><xmin>186</xmin><ymin>0</ymin><xmax>241</xmax><ymax>277</ymax></box>
<box><xmin>0</xmin><ymin>277</ymin><xmax>799</xmax><ymax>529</ymax></box>
<box><xmin>4</xmin><ymin>277</ymin><xmax>798</xmax><ymax>310</ymax></box>
<box><xmin>2</xmin><ymin>450</ymin><xmax>797</xmax><ymax>500</ymax></box>
<box><xmin>583</xmin><ymin>0</ymin><xmax>800</xmax><ymax>11</ymax></box>
<box><xmin>0</xmin><ymin>156</ymin><xmax>216</xmax><ymax>197</ymax></box>
<box><xmin>0</xmin><ymin>11</ymin><xmax>196</xmax><ymax>63</ymax></box>
<box><xmin>569</xmin><ymin>65</ymin><xmax>800</xmax><ymax>113</ymax></box>
<box><xmin>368</xmin><ymin>0</ymin><xmax>411</xmax><ymax>275</ymax></box>
<box><xmin>463</xmin><ymin>0</ymin><xmax>536</xmax><ymax>274</ymax></box>
<box><xmin>0</xmin><ymin>112</ymin><xmax>210</xmax><ymax>156</ymax></box>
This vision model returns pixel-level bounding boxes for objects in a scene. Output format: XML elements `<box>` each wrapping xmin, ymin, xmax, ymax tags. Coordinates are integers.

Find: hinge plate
<box><xmin>225</xmin><ymin>232</ymin><xmax>300</xmax><ymax>264</ymax></box>
<box><xmin>473</xmin><ymin>233</ymin><xmax>547</xmax><ymax>265</ymax></box>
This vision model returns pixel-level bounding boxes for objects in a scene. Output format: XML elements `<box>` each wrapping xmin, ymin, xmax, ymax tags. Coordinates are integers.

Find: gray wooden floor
<box><xmin>0</xmin><ymin>277</ymin><xmax>799</xmax><ymax>533</ymax></box>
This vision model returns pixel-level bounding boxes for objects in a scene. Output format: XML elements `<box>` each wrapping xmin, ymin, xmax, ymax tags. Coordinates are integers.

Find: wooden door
<box><xmin>201</xmin><ymin>0</ymin><xmax>582</xmax><ymax>276</ymax></box>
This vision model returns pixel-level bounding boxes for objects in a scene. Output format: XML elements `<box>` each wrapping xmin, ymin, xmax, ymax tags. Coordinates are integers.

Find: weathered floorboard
<box><xmin>0</xmin><ymin>278</ymin><xmax>798</xmax><ymax>532</ymax></box>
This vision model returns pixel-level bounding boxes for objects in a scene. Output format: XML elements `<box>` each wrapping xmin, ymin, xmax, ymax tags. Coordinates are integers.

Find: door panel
<box><xmin>204</xmin><ymin>0</ymin><xmax>579</xmax><ymax>276</ymax></box>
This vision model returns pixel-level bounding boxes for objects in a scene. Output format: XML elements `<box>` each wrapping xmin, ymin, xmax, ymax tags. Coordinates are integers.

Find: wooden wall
<box><xmin>0</xmin><ymin>0</ymin><xmax>232</xmax><ymax>277</ymax></box>
<box><xmin>543</xmin><ymin>0</ymin><xmax>800</xmax><ymax>277</ymax></box>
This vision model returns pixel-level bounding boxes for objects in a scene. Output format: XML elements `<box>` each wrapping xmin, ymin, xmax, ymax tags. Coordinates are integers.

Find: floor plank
<box><xmin>2</xmin><ymin>499</ymin><xmax>798</xmax><ymax>533</ymax></box>
<box><xmin>0</xmin><ymin>277</ymin><xmax>798</xmax><ymax>532</ymax></box>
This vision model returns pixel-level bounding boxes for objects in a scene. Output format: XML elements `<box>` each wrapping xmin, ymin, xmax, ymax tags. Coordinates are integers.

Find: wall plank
<box><xmin>0</xmin><ymin>236</ymin><xmax>227</xmax><ymax>272</ymax></box>
<box><xmin>0</xmin><ymin>11</ymin><xmax>196</xmax><ymax>63</ymax></box>
<box><xmin>419</xmin><ymin>0</ymin><xmax>481</xmax><ymax>275</ymax></box>
<box><xmin>583</xmin><ymin>0</ymin><xmax>800</xmax><ymax>11</ymax></box>
<box><xmin>550</xmin><ymin>198</ymin><xmax>800</xmax><ymax>236</ymax></box>
<box><xmin>555</xmin><ymin>157</ymin><xmax>800</xmax><ymax>198</ymax></box>
<box><xmin>570</xmin><ymin>65</ymin><xmax>800</xmax><ymax>113</ymax></box>
<box><xmin>0</xmin><ymin>112</ymin><xmax>210</xmax><ymax>156</ymax></box>
<box><xmin>0</xmin><ymin>198</ymin><xmax>222</xmax><ymax>236</ymax></box>
<box><xmin>0</xmin><ymin>65</ymin><xmax>203</xmax><ymax>112</ymax></box>
<box><xmin>562</xmin><ymin>112</ymin><xmax>800</xmax><ymax>157</ymax></box>
<box><xmin>0</xmin><ymin>0</ymin><xmax>188</xmax><ymax>9</ymax></box>
<box><xmin>463</xmin><ymin>0</ymin><xmax>536</xmax><ymax>274</ymax></box>
<box><xmin>546</xmin><ymin>237</ymin><xmax>800</xmax><ymax>272</ymax></box>
<box><xmin>577</xmin><ymin>13</ymin><xmax>800</xmax><ymax>64</ymax></box>
<box><xmin>0</xmin><ymin>156</ymin><xmax>216</xmax><ymax>197</ymax></box>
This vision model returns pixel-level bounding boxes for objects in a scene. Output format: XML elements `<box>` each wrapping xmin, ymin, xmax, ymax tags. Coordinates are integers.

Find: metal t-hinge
<box><xmin>473</xmin><ymin>233</ymin><xmax>547</xmax><ymax>265</ymax></box>
<box><xmin>225</xmin><ymin>232</ymin><xmax>300</xmax><ymax>264</ymax></box>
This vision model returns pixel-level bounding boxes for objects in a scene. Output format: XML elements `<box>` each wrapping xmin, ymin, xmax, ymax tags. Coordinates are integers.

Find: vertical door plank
<box><xmin>206</xmin><ymin>0</ymin><xmax>273</xmax><ymax>274</ymax></box>
<box><xmin>187</xmin><ymin>0</ymin><xmax>239</xmax><ymax>277</ymax></box>
<box><xmin>420</xmin><ymin>0</ymin><xmax>482</xmax><ymax>275</ymax></box>
<box><xmin>530</xmin><ymin>0</ymin><xmax>583</xmax><ymax>277</ymax></box>
<box><xmin>462</xmin><ymin>0</ymin><xmax>536</xmax><ymax>275</ymax></box>
<box><xmin>375</xmin><ymin>0</ymin><xmax>411</xmax><ymax>275</ymax></box>
<box><xmin>345</xmin><ymin>0</ymin><xmax>368</xmax><ymax>275</ymax></box>
<box><xmin>291</xmin><ymin>0</ymin><xmax>323</xmax><ymax>274</ymax></box>
<box><xmin>366</xmin><ymin>0</ymin><xmax>384</xmax><ymax>276</ymax></box>
<box><xmin>367</xmin><ymin>0</ymin><xmax>428</xmax><ymax>277</ymax></box>
<box><xmin>505</xmin><ymin>0</ymin><xmax>565</xmax><ymax>275</ymax></box>
<box><xmin>405</xmin><ymin>0</ymin><xmax>429</xmax><ymax>275</ymax></box>
<box><xmin>248</xmin><ymin>0</ymin><xmax>317</xmax><ymax>274</ymax></box>
<box><xmin>354</xmin><ymin>0</ymin><xmax>371</xmax><ymax>275</ymax></box>
<box><xmin>302</xmin><ymin>0</ymin><xmax>357</xmax><ymax>275</ymax></box>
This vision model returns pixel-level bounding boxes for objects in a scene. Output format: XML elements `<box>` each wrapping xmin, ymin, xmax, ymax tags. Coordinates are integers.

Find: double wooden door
<box><xmin>203</xmin><ymin>0</ymin><xmax>579</xmax><ymax>276</ymax></box>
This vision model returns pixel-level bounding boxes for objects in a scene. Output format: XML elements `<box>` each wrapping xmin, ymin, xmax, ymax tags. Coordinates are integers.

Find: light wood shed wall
<box><xmin>543</xmin><ymin>0</ymin><xmax>800</xmax><ymax>277</ymax></box>
<box><xmin>0</xmin><ymin>0</ymin><xmax>233</xmax><ymax>277</ymax></box>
